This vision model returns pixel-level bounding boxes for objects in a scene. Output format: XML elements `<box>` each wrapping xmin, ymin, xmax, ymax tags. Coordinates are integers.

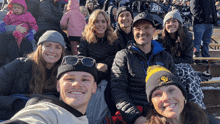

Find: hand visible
<box><xmin>96</xmin><ymin>63</ymin><xmax>108</xmax><ymax>72</ymax></box>
<box><xmin>134</xmin><ymin>116</ymin><xmax>147</xmax><ymax>124</ymax></box>
<box><xmin>16</xmin><ymin>24</ymin><xmax>27</xmax><ymax>34</ymax></box>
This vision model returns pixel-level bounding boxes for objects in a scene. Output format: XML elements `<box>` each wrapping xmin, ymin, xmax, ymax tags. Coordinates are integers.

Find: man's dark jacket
<box><xmin>110</xmin><ymin>40</ymin><xmax>177</xmax><ymax>124</ymax></box>
<box><xmin>114</xmin><ymin>25</ymin><xmax>134</xmax><ymax>50</ymax></box>
<box><xmin>190</xmin><ymin>0</ymin><xmax>217</xmax><ymax>26</ymax></box>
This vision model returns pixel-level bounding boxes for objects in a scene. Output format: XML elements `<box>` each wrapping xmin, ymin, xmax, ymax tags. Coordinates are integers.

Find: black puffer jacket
<box><xmin>0</xmin><ymin>58</ymin><xmax>33</xmax><ymax>95</ymax></box>
<box><xmin>154</xmin><ymin>26</ymin><xmax>194</xmax><ymax>64</ymax></box>
<box><xmin>78</xmin><ymin>36</ymin><xmax>119</xmax><ymax>82</ymax></box>
<box><xmin>110</xmin><ymin>40</ymin><xmax>177</xmax><ymax>124</ymax></box>
<box><xmin>114</xmin><ymin>25</ymin><xmax>134</xmax><ymax>50</ymax></box>
<box><xmin>190</xmin><ymin>0</ymin><xmax>217</xmax><ymax>26</ymax></box>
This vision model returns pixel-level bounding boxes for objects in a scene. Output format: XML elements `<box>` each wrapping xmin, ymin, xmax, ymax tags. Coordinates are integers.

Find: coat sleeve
<box><xmin>173</xmin><ymin>32</ymin><xmax>193</xmax><ymax>64</ymax></box>
<box><xmin>190</xmin><ymin>0</ymin><xmax>203</xmax><ymax>21</ymax></box>
<box><xmin>0</xmin><ymin>59</ymin><xmax>20</xmax><ymax>95</ymax></box>
<box><xmin>163</xmin><ymin>51</ymin><xmax>177</xmax><ymax>75</ymax></box>
<box><xmin>60</xmin><ymin>12</ymin><xmax>70</xmax><ymax>30</ymax></box>
<box><xmin>39</xmin><ymin>1</ymin><xmax>62</xmax><ymax>24</ymax></box>
<box><xmin>110</xmin><ymin>50</ymin><xmax>142</xmax><ymax>124</ymax></box>
<box><xmin>26</xmin><ymin>12</ymin><xmax>38</xmax><ymax>32</ymax></box>
<box><xmin>78</xmin><ymin>39</ymin><xmax>89</xmax><ymax>56</ymax></box>
<box><xmin>2</xmin><ymin>104</ymin><xmax>58</xmax><ymax>124</ymax></box>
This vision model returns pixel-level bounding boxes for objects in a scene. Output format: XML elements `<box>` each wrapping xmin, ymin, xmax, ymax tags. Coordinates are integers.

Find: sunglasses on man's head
<box><xmin>61</xmin><ymin>56</ymin><xmax>96</xmax><ymax>67</ymax></box>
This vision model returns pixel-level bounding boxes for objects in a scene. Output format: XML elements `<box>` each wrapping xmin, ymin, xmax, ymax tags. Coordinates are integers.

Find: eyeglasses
<box><xmin>61</xmin><ymin>56</ymin><xmax>96</xmax><ymax>67</ymax></box>
<box><xmin>133</xmin><ymin>26</ymin><xmax>154</xmax><ymax>32</ymax></box>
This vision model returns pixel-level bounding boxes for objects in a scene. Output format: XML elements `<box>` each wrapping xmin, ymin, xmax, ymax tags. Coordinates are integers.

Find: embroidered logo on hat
<box><xmin>159</xmin><ymin>76</ymin><xmax>171</xmax><ymax>86</ymax></box>
<box><xmin>122</xmin><ymin>7</ymin><xmax>126</xmax><ymax>10</ymax></box>
<box><xmin>170</xmin><ymin>16</ymin><xmax>172</xmax><ymax>18</ymax></box>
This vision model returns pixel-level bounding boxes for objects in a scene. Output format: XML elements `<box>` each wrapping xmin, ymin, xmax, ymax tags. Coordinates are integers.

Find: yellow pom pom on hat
<box><xmin>145</xmin><ymin>65</ymin><xmax>187</xmax><ymax>104</ymax></box>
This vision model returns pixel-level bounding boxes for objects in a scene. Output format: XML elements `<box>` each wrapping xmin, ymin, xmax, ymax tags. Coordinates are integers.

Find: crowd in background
<box><xmin>0</xmin><ymin>0</ymin><xmax>220</xmax><ymax>123</ymax></box>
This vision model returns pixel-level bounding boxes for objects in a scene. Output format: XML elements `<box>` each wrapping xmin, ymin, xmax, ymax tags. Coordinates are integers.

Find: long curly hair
<box><xmin>82</xmin><ymin>9</ymin><xmax>117</xmax><ymax>45</ymax></box>
<box><xmin>161</xmin><ymin>21</ymin><xmax>186</xmax><ymax>57</ymax></box>
<box><xmin>146</xmin><ymin>101</ymin><xmax>209</xmax><ymax>124</ymax></box>
<box><xmin>27</xmin><ymin>44</ymin><xmax>65</xmax><ymax>94</ymax></box>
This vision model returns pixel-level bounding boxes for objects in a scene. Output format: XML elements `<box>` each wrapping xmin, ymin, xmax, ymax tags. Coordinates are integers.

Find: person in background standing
<box><xmin>60</xmin><ymin>0</ymin><xmax>86</xmax><ymax>55</ymax></box>
<box><xmin>190</xmin><ymin>0</ymin><xmax>217</xmax><ymax>62</ymax></box>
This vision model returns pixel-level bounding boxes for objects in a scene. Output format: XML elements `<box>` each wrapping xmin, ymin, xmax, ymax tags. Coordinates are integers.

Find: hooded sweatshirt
<box><xmin>3</xmin><ymin>0</ymin><xmax>38</xmax><ymax>34</ymax></box>
<box><xmin>107</xmin><ymin>5</ymin><xmax>117</xmax><ymax>30</ymax></box>
<box><xmin>60</xmin><ymin>0</ymin><xmax>86</xmax><ymax>37</ymax></box>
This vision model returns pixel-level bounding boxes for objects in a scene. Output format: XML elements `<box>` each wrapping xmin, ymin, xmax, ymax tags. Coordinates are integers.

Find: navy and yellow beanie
<box><xmin>145</xmin><ymin>65</ymin><xmax>187</xmax><ymax>104</ymax></box>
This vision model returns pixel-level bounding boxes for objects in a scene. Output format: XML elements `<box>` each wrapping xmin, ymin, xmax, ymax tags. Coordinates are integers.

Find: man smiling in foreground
<box><xmin>2</xmin><ymin>55</ymin><xmax>97</xmax><ymax>124</ymax></box>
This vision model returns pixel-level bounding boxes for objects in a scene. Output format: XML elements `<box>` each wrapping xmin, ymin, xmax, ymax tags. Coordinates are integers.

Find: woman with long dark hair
<box><xmin>0</xmin><ymin>30</ymin><xmax>65</xmax><ymax>95</ymax></box>
<box><xmin>154</xmin><ymin>10</ymin><xmax>206</xmax><ymax>109</ymax></box>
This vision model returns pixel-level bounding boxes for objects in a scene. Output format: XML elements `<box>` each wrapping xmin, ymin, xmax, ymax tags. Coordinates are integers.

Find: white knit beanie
<box><xmin>163</xmin><ymin>10</ymin><xmax>183</xmax><ymax>26</ymax></box>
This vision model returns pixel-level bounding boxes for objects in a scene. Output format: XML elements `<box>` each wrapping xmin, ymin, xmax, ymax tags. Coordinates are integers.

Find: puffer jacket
<box><xmin>110</xmin><ymin>40</ymin><xmax>177</xmax><ymax>124</ymax></box>
<box><xmin>190</xmin><ymin>0</ymin><xmax>217</xmax><ymax>25</ymax></box>
<box><xmin>60</xmin><ymin>0</ymin><xmax>86</xmax><ymax>37</ymax></box>
<box><xmin>154</xmin><ymin>26</ymin><xmax>193</xmax><ymax>64</ymax></box>
<box><xmin>4</xmin><ymin>0</ymin><xmax>38</xmax><ymax>33</ymax></box>
<box><xmin>37</xmin><ymin>0</ymin><xmax>63</xmax><ymax>29</ymax></box>
<box><xmin>0</xmin><ymin>58</ymin><xmax>33</xmax><ymax>96</ymax></box>
<box><xmin>1</xmin><ymin>0</ymin><xmax>40</xmax><ymax>20</ymax></box>
<box><xmin>78</xmin><ymin>36</ymin><xmax>119</xmax><ymax>82</ymax></box>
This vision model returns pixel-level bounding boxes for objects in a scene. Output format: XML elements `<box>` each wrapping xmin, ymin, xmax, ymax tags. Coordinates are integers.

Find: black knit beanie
<box><xmin>57</xmin><ymin>55</ymin><xmax>98</xmax><ymax>82</ymax></box>
<box><xmin>116</xmin><ymin>6</ymin><xmax>133</xmax><ymax>21</ymax></box>
<box><xmin>145</xmin><ymin>65</ymin><xmax>187</xmax><ymax>104</ymax></box>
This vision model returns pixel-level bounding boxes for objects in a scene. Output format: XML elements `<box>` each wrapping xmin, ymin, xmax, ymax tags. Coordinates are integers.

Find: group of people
<box><xmin>0</xmin><ymin>0</ymin><xmax>220</xmax><ymax>123</ymax></box>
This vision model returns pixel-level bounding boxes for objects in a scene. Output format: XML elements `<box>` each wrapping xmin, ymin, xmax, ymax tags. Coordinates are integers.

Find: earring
<box><xmin>184</xmin><ymin>99</ymin><xmax>187</xmax><ymax>104</ymax></box>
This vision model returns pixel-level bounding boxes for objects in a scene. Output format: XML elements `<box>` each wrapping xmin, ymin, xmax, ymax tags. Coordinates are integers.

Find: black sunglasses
<box><xmin>61</xmin><ymin>56</ymin><xmax>96</xmax><ymax>67</ymax></box>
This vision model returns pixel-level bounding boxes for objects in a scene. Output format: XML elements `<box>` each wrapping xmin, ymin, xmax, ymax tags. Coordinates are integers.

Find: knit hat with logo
<box><xmin>145</xmin><ymin>65</ymin><xmax>187</xmax><ymax>103</ymax></box>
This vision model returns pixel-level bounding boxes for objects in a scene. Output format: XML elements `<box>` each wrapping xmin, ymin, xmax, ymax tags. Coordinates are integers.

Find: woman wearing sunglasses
<box><xmin>145</xmin><ymin>65</ymin><xmax>219</xmax><ymax>124</ymax></box>
<box><xmin>0</xmin><ymin>30</ymin><xmax>65</xmax><ymax>96</ymax></box>
<box><xmin>78</xmin><ymin>9</ymin><xmax>118</xmax><ymax>83</ymax></box>
<box><xmin>154</xmin><ymin>10</ymin><xmax>206</xmax><ymax>109</ymax></box>
<box><xmin>78</xmin><ymin>9</ymin><xmax>118</xmax><ymax>124</ymax></box>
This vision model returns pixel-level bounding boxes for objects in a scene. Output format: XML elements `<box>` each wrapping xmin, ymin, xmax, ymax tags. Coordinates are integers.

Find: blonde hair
<box><xmin>82</xmin><ymin>9</ymin><xmax>117</xmax><ymax>44</ymax></box>
<box><xmin>80</xmin><ymin>6</ymin><xmax>90</xmax><ymax>17</ymax></box>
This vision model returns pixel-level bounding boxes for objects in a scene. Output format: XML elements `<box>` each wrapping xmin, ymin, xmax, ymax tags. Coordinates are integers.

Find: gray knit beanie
<box><xmin>37</xmin><ymin>30</ymin><xmax>66</xmax><ymax>49</ymax></box>
<box><xmin>163</xmin><ymin>10</ymin><xmax>183</xmax><ymax>26</ymax></box>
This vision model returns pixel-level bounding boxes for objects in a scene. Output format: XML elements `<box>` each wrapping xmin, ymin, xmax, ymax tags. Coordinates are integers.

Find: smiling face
<box><xmin>165</xmin><ymin>18</ymin><xmax>179</xmax><ymax>34</ymax></box>
<box><xmin>41</xmin><ymin>42</ymin><xmax>63</xmax><ymax>69</ymax></box>
<box><xmin>57</xmin><ymin>71</ymin><xmax>97</xmax><ymax>114</ymax></box>
<box><xmin>94</xmin><ymin>13</ymin><xmax>107</xmax><ymax>37</ymax></box>
<box><xmin>133</xmin><ymin>20</ymin><xmax>155</xmax><ymax>47</ymax></box>
<box><xmin>12</xmin><ymin>3</ymin><xmax>24</xmax><ymax>15</ymax></box>
<box><xmin>118</xmin><ymin>11</ymin><xmax>133</xmax><ymax>29</ymax></box>
<box><xmin>151</xmin><ymin>85</ymin><xmax>185</xmax><ymax>120</ymax></box>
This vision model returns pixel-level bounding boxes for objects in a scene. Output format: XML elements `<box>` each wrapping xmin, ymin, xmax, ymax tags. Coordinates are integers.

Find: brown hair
<box><xmin>28</xmin><ymin>44</ymin><xmax>65</xmax><ymax>94</ymax></box>
<box><xmin>146</xmin><ymin>102</ymin><xmax>209</xmax><ymax>124</ymax></box>
<box><xmin>161</xmin><ymin>21</ymin><xmax>186</xmax><ymax>57</ymax></box>
<box><xmin>82</xmin><ymin>9</ymin><xmax>117</xmax><ymax>44</ymax></box>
